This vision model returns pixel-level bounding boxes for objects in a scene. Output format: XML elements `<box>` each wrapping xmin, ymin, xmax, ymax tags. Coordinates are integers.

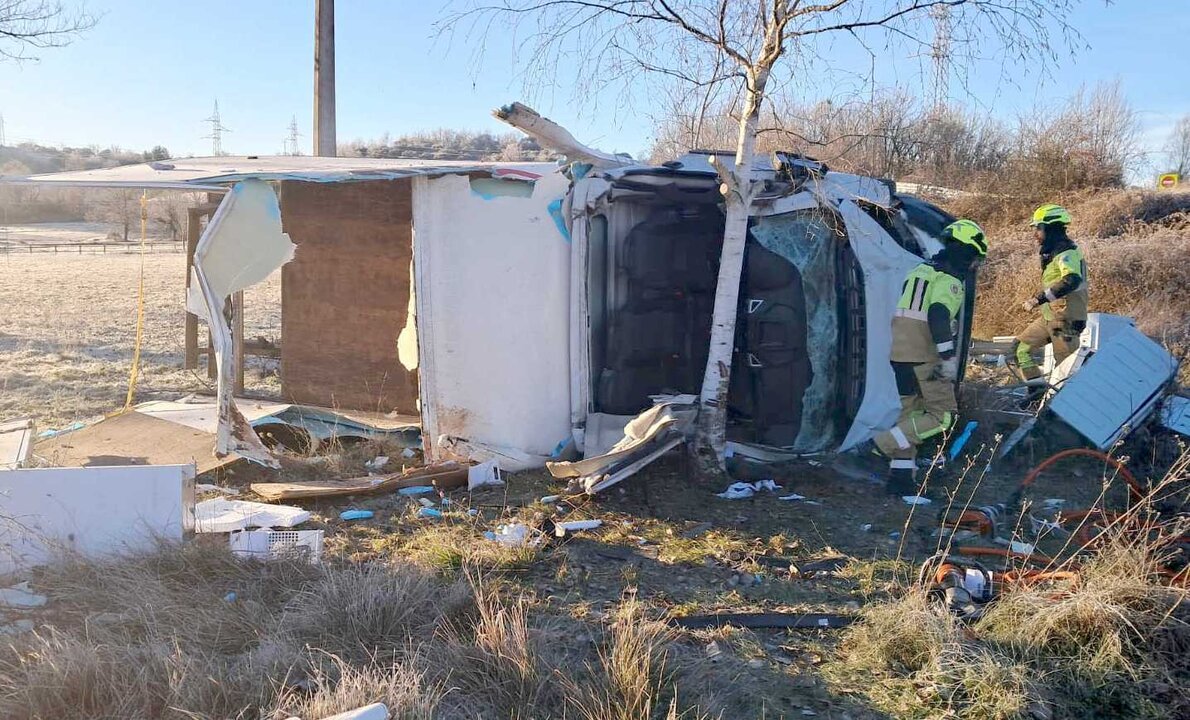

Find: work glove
<box><xmin>938</xmin><ymin>356</ymin><xmax>959</xmax><ymax>381</ymax></box>
<box><xmin>1021</xmin><ymin>296</ymin><xmax>1040</xmax><ymax>311</ymax></box>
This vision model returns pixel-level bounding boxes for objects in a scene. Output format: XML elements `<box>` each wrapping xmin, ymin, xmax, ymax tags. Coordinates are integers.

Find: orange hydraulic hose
<box><xmin>954</xmin><ymin>545</ymin><xmax>1054</xmax><ymax>566</ymax></box>
<box><xmin>1019</xmin><ymin>448</ymin><xmax>1144</xmax><ymax>504</ymax></box>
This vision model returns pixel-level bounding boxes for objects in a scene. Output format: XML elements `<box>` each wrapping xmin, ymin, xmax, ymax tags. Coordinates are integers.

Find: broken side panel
<box><xmin>188</xmin><ymin>179</ymin><xmax>294</xmax><ymax>465</ymax></box>
<box><xmin>413</xmin><ymin>171</ymin><xmax>574</xmax><ymax>469</ymax></box>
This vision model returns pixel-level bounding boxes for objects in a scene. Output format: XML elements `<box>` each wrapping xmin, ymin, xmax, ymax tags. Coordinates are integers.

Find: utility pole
<box><xmin>313</xmin><ymin>0</ymin><xmax>336</xmax><ymax>156</ymax></box>
<box><xmin>0</xmin><ymin>113</ymin><xmax>6</xmax><ymax>146</ymax></box>
<box><xmin>287</xmin><ymin>116</ymin><xmax>303</xmax><ymax>155</ymax></box>
<box><xmin>203</xmin><ymin>100</ymin><xmax>231</xmax><ymax>156</ymax></box>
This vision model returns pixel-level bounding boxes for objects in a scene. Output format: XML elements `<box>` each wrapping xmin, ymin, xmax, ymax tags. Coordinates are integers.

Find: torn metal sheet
<box><xmin>548</xmin><ymin>395</ymin><xmax>697</xmax><ymax>494</ymax></box>
<box><xmin>189</xmin><ymin>180</ymin><xmax>294</xmax><ymax>467</ymax></box>
<box><xmin>0</xmin><ymin>464</ymin><xmax>195</xmax><ymax>575</ymax></box>
<box><xmin>0</xmin><ymin>419</ymin><xmax>35</xmax><ymax>471</ymax></box>
<box><xmin>1048</xmin><ymin>314</ymin><xmax>1178</xmax><ymax>449</ymax></box>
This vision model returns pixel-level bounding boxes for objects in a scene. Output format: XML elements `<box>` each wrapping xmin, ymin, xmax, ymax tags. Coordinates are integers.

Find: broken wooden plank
<box><xmin>250</xmin><ymin>462</ymin><xmax>467</xmax><ymax>502</ymax></box>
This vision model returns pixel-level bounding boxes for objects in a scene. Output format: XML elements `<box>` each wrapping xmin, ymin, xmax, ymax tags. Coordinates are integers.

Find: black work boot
<box><xmin>886</xmin><ymin>468</ymin><xmax>917</xmax><ymax>497</ymax></box>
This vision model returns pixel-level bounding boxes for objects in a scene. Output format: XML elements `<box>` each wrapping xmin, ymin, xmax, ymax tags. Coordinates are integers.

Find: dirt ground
<box><xmin>0</xmin><ymin>252</ymin><xmax>281</xmax><ymax>429</ymax></box>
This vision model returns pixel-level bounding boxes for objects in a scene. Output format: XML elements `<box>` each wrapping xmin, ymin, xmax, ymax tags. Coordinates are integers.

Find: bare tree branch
<box><xmin>0</xmin><ymin>0</ymin><xmax>97</xmax><ymax>61</ymax></box>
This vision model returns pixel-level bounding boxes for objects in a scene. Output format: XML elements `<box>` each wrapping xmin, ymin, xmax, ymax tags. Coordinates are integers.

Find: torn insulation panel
<box><xmin>190</xmin><ymin>179</ymin><xmax>295</xmax><ymax>466</ymax></box>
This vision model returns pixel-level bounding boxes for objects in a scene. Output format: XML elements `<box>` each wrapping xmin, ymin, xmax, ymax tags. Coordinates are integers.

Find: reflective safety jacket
<box><xmin>891</xmin><ymin>262</ymin><xmax>965</xmax><ymax>363</ymax></box>
<box><xmin>1038</xmin><ymin>245</ymin><xmax>1088</xmax><ymax>324</ymax></box>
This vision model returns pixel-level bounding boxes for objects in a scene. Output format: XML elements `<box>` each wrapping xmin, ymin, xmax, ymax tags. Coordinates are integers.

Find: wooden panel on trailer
<box><xmin>279</xmin><ymin>179</ymin><xmax>418</xmax><ymax>413</ymax></box>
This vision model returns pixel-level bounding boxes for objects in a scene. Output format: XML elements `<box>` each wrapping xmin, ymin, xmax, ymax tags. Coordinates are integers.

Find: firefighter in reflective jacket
<box><xmin>1011</xmin><ymin>204</ymin><xmax>1089</xmax><ymax>380</ymax></box>
<box><xmin>874</xmin><ymin>219</ymin><xmax>988</xmax><ymax>495</ymax></box>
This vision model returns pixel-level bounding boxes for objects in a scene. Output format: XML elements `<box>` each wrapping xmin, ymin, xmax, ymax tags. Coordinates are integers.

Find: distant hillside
<box><xmin>0</xmin><ymin>142</ymin><xmax>170</xmax><ymax>176</ymax></box>
<box><xmin>341</xmin><ymin>130</ymin><xmax>557</xmax><ymax>162</ymax></box>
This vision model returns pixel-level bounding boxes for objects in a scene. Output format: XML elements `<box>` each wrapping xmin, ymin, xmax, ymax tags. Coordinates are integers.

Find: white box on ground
<box><xmin>229</xmin><ymin>529</ymin><xmax>324</xmax><ymax>563</ymax></box>
<box><xmin>0</xmin><ymin>464</ymin><xmax>195</xmax><ymax>575</ymax></box>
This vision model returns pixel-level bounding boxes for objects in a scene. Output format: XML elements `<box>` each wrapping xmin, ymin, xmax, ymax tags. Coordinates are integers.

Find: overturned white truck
<box><xmin>532</xmin><ymin>149</ymin><xmax>972</xmax><ymax>489</ymax></box>
<box><xmin>7</xmin><ymin>113</ymin><xmax>972</xmax><ymax>488</ymax></box>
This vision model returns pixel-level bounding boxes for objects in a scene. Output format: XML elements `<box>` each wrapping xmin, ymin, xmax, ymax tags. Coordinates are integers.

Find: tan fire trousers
<box><xmin>874</xmin><ymin>361</ymin><xmax>957</xmax><ymax>462</ymax></box>
<box><xmin>1014</xmin><ymin>316</ymin><xmax>1078</xmax><ymax>379</ymax></box>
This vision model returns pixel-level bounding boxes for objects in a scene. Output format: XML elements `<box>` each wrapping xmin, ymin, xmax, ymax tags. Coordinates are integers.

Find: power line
<box><xmin>202</xmin><ymin>100</ymin><xmax>231</xmax><ymax>156</ymax></box>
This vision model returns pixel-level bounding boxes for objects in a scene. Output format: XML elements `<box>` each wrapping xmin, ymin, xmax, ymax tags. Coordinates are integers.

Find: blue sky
<box><xmin>1</xmin><ymin>0</ymin><xmax>1187</xmax><ymax>171</ymax></box>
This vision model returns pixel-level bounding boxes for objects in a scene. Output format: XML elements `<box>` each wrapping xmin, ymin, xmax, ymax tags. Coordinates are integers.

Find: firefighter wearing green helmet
<box><xmin>1010</xmin><ymin>204</ymin><xmax>1089</xmax><ymax>380</ymax></box>
<box><xmin>873</xmin><ymin>219</ymin><xmax>987</xmax><ymax>495</ymax></box>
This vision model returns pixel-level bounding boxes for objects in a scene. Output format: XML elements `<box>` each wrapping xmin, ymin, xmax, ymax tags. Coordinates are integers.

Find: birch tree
<box><xmin>444</xmin><ymin>0</ymin><xmax>1079</xmax><ymax>471</ymax></box>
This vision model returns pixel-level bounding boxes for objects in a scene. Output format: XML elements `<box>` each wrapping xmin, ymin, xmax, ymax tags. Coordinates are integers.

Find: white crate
<box><xmin>229</xmin><ymin>529</ymin><xmax>324</xmax><ymax>563</ymax></box>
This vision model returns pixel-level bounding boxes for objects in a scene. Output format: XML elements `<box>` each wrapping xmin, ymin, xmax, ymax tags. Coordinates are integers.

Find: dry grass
<box><xmin>0</xmin><ymin>253</ymin><xmax>281</xmax><ymax>428</ymax></box>
<box><xmin>0</xmin><ymin>542</ymin><xmax>722</xmax><ymax>720</ymax></box>
<box><xmin>831</xmin><ymin>456</ymin><xmax>1190</xmax><ymax>720</ymax></box>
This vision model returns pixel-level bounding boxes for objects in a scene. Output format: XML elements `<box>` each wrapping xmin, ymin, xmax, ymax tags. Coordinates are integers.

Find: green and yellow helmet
<box><xmin>1031</xmin><ymin>203</ymin><xmax>1072</xmax><ymax>227</ymax></box>
<box><xmin>941</xmin><ymin>218</ymin><xmax>988</xmax><ymax>257</ymax></box>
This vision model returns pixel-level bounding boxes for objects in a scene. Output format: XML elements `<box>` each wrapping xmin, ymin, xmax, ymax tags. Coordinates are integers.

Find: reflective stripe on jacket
<box><xmin>891</xmin><ymin>262</ymin><xmax>965</xmax><ymax>363</ymax></box>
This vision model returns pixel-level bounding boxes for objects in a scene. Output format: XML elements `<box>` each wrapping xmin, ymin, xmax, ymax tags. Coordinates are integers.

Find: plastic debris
<box><xmin>902</xmin><ymin>496</ymin><xmax>932</xmax><ymax>506</ymax></box>
<box><xmin>401</xmin><ymin>447</ymin><xmax>417</xmax><ymax>458</ymax></box>
<box><xmin>418</xmin><ymin>507</ymin><xmax>443</xmax><ymax>519</ymax></box>
<box><xmin>554</xmin><ymin>519</ymin><xmax>602</xmax><ymax>537</ymax></box>
<box><xmin>717</xmin><ymin>482</ymin><xmax>756</xmax><ymax>500</ymax></box>
<box><xmin>339</xmin><ymin>509</ymin><xmax>374</xmax><ymax>521</ymax></box>
<box><xmin>717</xmin><ymin>479</ymin><xmax>784</xmax><ymax>500</ymax></box>
<box><xmin>223</xmin><ymin>592</ymin><xmax>237</xmax><ymax>602</ymax></box>
<box><xmin>861</xmin><ymin>523</ymin><xmax>873</xmax><ymax>532</ymax></box>
<box><xmin>0</xmin><ymin>582</ymin><xmax>47</xmax><ymax>609</ymax></box>
<box><xmin>948</xmin><ymin>421</ymin><xmax>978</xmax><ymax>460</ymax></box>
<box><xmin>36</xmin><ymin>421</ymin><xmax>85</xmax><ymax>438</ymax></box>
<box><xmin>364</xmin><ymin>455</ymin><xmax>390</xmax><ymax>471</ymax></box>
<box><xmin>488</xmin><ymin>522</ymin><xmax>542</xmax><ymax>547</ymax></box>
<box><xmin>397</xmin><ymin>486</ymin><xmax>436</xmax><ymax>496</ymax></box>
<box><xmin>778</xmin><ymin>493</ymin><xmax>807</xmax><ymax>502</ymax></box>
<box><xmin>467</xmin><ymin>459</ymin><xmax>505</xmax><ymax>490</ymax></box>
<box><xmin>540</xmin><ymin>494</ymin><xmax>562</xmax><ymax>504</ymax></box>
<box><xmin>416</xmin><ymin>498</ymin><xmax>436</xmax><ymax>508</ymax></box>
